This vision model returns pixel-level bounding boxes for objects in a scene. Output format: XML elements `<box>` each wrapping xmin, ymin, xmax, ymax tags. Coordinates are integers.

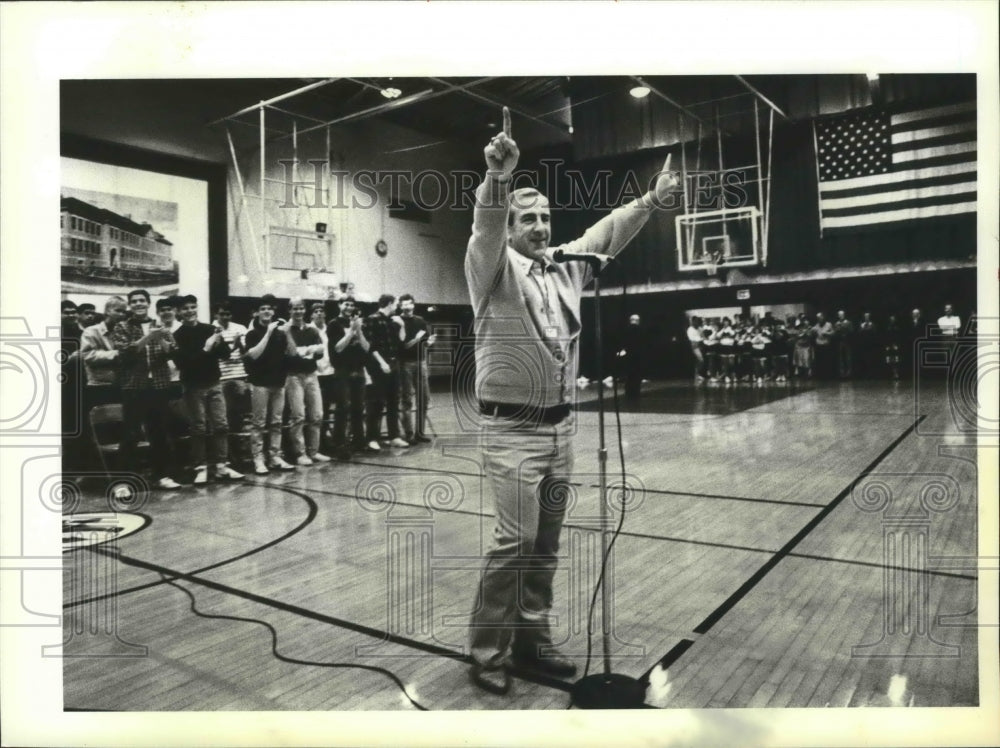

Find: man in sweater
<box><xmin>464</xmin><ymin>107</ymin><xmax>679</xmax><ymax>694</ymax></box>
<box><xmin>174</xmin><ymin>294</ymin><xmax>244</xmax><ymax>485</ymax></box>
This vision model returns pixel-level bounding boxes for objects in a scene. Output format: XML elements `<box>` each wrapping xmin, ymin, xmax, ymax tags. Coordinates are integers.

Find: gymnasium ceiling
<box><xmin>61</xmin><ymin>74</ymin><xmax>975</xmax><ymax>164</ymax></box>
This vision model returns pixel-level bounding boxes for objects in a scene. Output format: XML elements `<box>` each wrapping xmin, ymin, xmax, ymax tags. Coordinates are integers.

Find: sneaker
<box><xmin>309</xmin><ymin>452</ymin><xmax>331</xmax><ymax>463</ymax></box>
<box><xmin>389</xmin><ymin>437</ymin><xmax>410</xmax><ymax>448</ymax></box>
<box><xmin>253</xmin><ymin>458</ymin><xmax>270</xmax><ymax>476</ymax></box>
<box><xmin>412</xmin><ymin>434</ymin><xmax>432</xmax><ymax>444</ymax></box>
<box><xmin>269</xmin><ymin>457</ymin><xmax>296</xmax><ymax>471</ymax></box>
<box><xmin>193</xmin><ymin>466</ymin><xmax>208</xmax><ymax>485</ymax></box>
<box><xmin>295</xmin><ymin>455</ymin><xmax>314</xmax><ymax>467</ymax></box>
<box><xmin>366</xmin><ymin>441</ymin><xmax>382</xmax><ymax>452</ymax></box>
<box><xmin>157</xmin><ymin>477</ymin><xmax>182</xmax><ymax>490</ymax></box>
<box><xmin>111</xmin><ymin>484</ymin><xmax>134</xmax><ymax>502</ymax></box>
<box><xmin>216</xmin><ymin>464</ymin><xmax>245</xmax><ymax>480</ymax></box>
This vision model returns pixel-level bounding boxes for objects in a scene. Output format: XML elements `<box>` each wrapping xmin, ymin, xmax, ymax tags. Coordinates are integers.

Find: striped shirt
<box><xmin>215</xmin><ymin>321</ymin><xmax>248</xmax><ymax>380</ymax></box>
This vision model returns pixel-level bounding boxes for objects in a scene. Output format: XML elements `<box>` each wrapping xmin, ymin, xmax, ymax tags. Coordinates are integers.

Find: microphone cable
<box><xmin>160</xmin><ymin>574</ymin><xmax>429</xmax><ymax>711</ymax></box>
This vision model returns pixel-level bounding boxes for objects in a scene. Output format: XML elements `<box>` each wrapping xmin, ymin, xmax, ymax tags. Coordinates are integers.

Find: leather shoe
<box><xmin>469</xmin><ymin>664</ymin><xmax>511</xmax><ymax>695</ymax></box>
<box><xmin>511</xmin><ymin>643</ymin><xmax>578</xmax><ymax>678</ymax></box>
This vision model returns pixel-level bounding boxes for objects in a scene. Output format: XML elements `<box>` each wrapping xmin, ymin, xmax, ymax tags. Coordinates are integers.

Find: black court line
<box><xmin>271</xmin><ymin>481</ymin><xmax>810</xmax><ymax>558</ymax></box>
<box><xmin>64</xmin><ymin>485</ymin><xmax>320</xmax><ymax>609</ymax></box>
<box><xmin>588</xmin><ymin>484</ymin><xmax>826</xmax><ymax>508</ymax></box>
<box><xmin>691</xmin><ymin>415</ymin><xmax>927</xmax><ymax>635</ymax></box>
<box><xmin>339</xmin><ymin>457</ymin><xmax>582</xmax><ymax>488</ymax></box>
<box><xmin>784</xmin><ymin>550</ymin><xmax>978</xmax><ymax>581</ymax></box>
<box><xmin>89</xmin><ymin>546</ymin><xmax>573</xmax><ymax>695</ymax></box>
<box><xmin>260</xmin><ymin>479</ymin><xmax>981</xmax><ymax>580</ymax></box>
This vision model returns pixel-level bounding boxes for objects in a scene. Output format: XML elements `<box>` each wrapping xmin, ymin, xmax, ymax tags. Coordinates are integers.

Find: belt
<box><xmin>479</xmin><ymin>400</ymin><xmax>571</xmax><ymax>424</ymax></box>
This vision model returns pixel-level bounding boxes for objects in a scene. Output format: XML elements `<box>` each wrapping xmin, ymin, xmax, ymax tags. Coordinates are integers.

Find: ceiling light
<box><xmin>629</xmin><ymin>85</ymin><xmax>651</xmax><ymax>99</ymax></box>
<box><xmin>381</xmin><ymin>87</ymin><xmax>402</xmax><ymax>100</ymax></box>
<box><xmin>866</xmin><ymin>73</ymin><xmax>880</xmax><ymax>82</ymax></box>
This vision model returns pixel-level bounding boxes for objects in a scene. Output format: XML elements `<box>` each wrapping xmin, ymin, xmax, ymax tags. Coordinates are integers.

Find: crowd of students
<box><xmin>60</xmin><ymin>290</ymin><xmax>434</xmax><ymax>494</ymax></box>
<box><xmin>685</xmin><ymin>305</ymin><xmax>968</xmax><ymax>385</ymax></box>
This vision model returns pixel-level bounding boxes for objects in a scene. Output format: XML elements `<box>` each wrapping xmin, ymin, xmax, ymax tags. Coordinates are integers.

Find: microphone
<box><xmin>545</xmin><ymin>248</ymin><xmax>615</xmax><ymax>267</ymax></box>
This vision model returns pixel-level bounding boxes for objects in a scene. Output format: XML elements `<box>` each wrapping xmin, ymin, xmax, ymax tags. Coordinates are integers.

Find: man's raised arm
<box><xmin>464</xmin><ymin>107</ymin><xmax>520</xmax><ymax>304</ymax></box>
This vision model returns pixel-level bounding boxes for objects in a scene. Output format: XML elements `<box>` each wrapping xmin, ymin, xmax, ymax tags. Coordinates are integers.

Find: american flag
<box><xmin>814</xmin><ymin>101</ymin><xmax>976</xmax><ymax>232</ymax></box>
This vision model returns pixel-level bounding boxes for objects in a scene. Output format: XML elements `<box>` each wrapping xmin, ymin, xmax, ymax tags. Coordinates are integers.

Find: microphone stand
<box><xmin>568</xmin><ymin>255</ymin><xmax>645</xmax><ymax>709</ymax></box>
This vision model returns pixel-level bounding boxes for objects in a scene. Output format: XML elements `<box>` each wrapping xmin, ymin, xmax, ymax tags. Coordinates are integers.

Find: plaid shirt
<box><xmin>111</xmin><ymin>316</ymin><xmax>175</xmax><ymax>390</ymax></box>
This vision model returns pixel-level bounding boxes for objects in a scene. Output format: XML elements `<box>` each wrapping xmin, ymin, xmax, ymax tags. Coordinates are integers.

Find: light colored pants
<box><xmin>285</xmin><ymin>371</ymin><xmax>323</xmax><ymax>457</ymax></box>
<box><xmin>399</xmin><ymin>359</ymin><xmax>429</xmax><ymax>439</ymax></box>
<box><xmin>182</xmin><ymin>383</ymin><xmax>229</xmax><ymax>465</ymax></box>
<box><xmin>469</xmin><ymin>413</ymin><xmax>575</xmax><ymax>669</ymax></box>
<box><xmin>250</xmin><ymin>384</ymin><xmax>285</xmax><ymax>463</ymax></box>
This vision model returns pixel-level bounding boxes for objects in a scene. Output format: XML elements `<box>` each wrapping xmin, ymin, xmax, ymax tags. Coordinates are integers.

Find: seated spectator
<box><xmin>285</xmin><ymin>297</ymin><xmax>331</xmax><ymax>466</ymax></box>
<box><xmin>174</xmin><ymin>294</ymin><xmax>243</xmax><ymax>485</ymax></box>
<box><xmin>112</xmin><ymin>291</ymin><xmax>184</xmax><ymax>490</ymax></box>
<box><xmin>243</xmin><ymin>295</ymin><xmax>296</xmax><ymax>474</ymax></box>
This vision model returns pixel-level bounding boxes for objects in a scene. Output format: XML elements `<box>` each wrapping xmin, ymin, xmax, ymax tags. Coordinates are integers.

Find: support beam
<box><xmin>428</xmin><ymin>77</ymin><xmax>570</xmax><ymax>135</ymax></box>
<box><xmin>733</xmin><ymin>75</ymin><xmax>787</xmax><ymax>119</ymax></box>
<box><xmin>292</xmin><ymin>77</ymin><xmax>497</xmax><ymax>139</ymax></box>
<box><xmin>208</xmin><ymin>78</ymin><xmax>338</xmax><ymax>126</ymax></box>
<box><xmin>630</xmin><ymin>76</ymin><xmax>705</xmax><ymax>125</ymax></box>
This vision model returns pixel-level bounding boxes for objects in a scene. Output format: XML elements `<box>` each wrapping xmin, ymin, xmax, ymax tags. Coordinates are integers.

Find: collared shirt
<box><xmin>111</xmin><ymin>316</ymin><xmax>174</xmax><ymax>390</ymax></box>
<box><xmin>464</xmin><ymin>176</ymin><xmax>654</xmax><ymax>408</ymax></box>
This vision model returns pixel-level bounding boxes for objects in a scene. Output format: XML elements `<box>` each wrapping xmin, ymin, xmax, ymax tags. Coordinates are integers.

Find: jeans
<box><xmin>332</xmin><ymin>369</ymin><xmax>366</xmax><ymax>449</ymax></box>
<box><xmin>182</xmin><ymin>383</ymin><xmax>229</xmax><ymax>466</ymax></box>
<box><xmin>469</xmin><ymin>413</ymin><xmax>575</xmax><ymax>669</ymax></box>
<box><xmin>317</xmin><ymin>373</ymin><xmax>336</xmax><ymax>445</ymax></box>
<box><xmin>221</xmin><ymin>378</ymin><xmax>252</xmax><ymax>432</ymax></box>
<box><xmin>120</xmin><ymin>387</ymin><xmax>180</xmax><ymax>481</ymax></box>
<box><xmin>366</xmin><ymin>361</ymin><xmax>401</xmax><ymax>441</ymax></box>
<box><xmin>286</xmin><ymin>371</ymin><xmax>323</xmax><ymax>457</ymax></box>
<box><xmin>250</xmin><ymin>384</ymin><xmax>285</xmax><ymax>463</ymax></box>
<box><xmin>398</xmin><ymin>359</ymin><xmax>429</xmax><ymax>439</ymax></box>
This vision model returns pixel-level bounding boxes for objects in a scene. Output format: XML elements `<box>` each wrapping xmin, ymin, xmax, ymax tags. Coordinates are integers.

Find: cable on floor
<box><xmin>160</xmin><ymin>574</ymin><xmax>429</xmax><ymax>711</ymax></box>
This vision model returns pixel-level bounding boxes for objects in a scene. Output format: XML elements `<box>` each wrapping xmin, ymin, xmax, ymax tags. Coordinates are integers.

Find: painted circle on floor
<box><xmin>63</xmin><ymin>512</ymin><xmax>150</xmax><ymax>552</ymax></box>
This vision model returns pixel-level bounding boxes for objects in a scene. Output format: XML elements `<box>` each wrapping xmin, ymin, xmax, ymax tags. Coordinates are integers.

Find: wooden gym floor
<box><xmin>62</xmin><ymin>379</ymin><xmax>981</xmax><ymax>710</ymax></box>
